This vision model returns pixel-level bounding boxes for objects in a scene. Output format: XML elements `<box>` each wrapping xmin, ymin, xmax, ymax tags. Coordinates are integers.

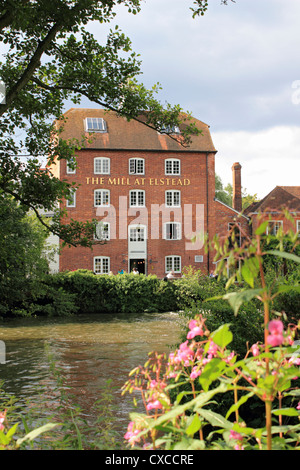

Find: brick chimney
<box><xmin>232</xmin><ymin>162</ymin><xmax>242</xmax><ymax>212</ymax></box>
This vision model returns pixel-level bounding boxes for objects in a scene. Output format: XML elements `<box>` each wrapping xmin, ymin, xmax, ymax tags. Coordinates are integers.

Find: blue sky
<box><xmin>85</xmin><ymin>0</ymin><xmax>300</xmax><ymax>198</ymax></box>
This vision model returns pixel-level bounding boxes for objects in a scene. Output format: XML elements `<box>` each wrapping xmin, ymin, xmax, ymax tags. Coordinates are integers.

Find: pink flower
<box><xmin>234</xmin><ymin>444</ymin><xmax>244</xmax><ymax>450</ymax></box>
<box><xmin>149</xmin><ymin>380</ymin><xmax>157</xmax><ymax>389</ymax></box>
<box><xmin>149</xmin><ymin>379</ymin><xmax>167</xmax><ymax>390</ymax></box>
<box><xmin>251</xmin><ymin>343</ymin><xmax>260</xmax><ymax>357</ymax></box>
<box><xmin>146</xmin><ymin>399</ymin><xmax>163</xmax><ymax>411</ymax></box>
<box><xmin>187</xmin><ymin>327</ymin><xmax>203</xmax><ymax>339</ymax></box>
<box><xmin>289</xmin><ymin>357</ymin><xmax>300</xmax><ymax>366</ymax></box>
<box><xmin>224</xmin><ymin>351</ymin><xmax>235</xmax><ymax>364</ymax></box>
<box><xmin>187</xmin><ymin>319</ymin><xmax>203</xmax><ymax>339</ymax></box>
<box><xmin>124</xmin><ymin>421</ymin><xmax>141</xmax><ymax>445</ymax></box>
<box><xmin>297</xmin><ymin>402</ymin><xmax>300</xmax><ymax>410</ymax></box>
<box><xmin>188</xmin><ymin>319</ymin><xmax>198</xmax><ymax>330</ymax></box>
<box><xmin>207</xmin><ymin>341</ymin><xmax>218</xmax><ymax>359</ymax></box>
<box><xmin>0</xmin><ymin>410</ymin><xmax>6</xmax><ymax>431</ymax></box>
<box><xmin>190</xmin><ymin>366</ymin><xmax>202</xmax><ymax>380</ymax></box>
<box><xmin>267</xmin><ymin>320</ymin><xmax>284</xmax><ymax>347</ymax></box>
<box><xmin>229</xmin><ymin>430</ymin><xmax>243</xmax><ymax>441</ymax></box>
<box><xmin>176</xmin><ymin>341</ymin><xmax>194</xmax><ymax>364</ymax></box>
<box><xmin>269</xmin><ymin>320</ymin><xmax>284</xmax><ymax>335</ymax></box>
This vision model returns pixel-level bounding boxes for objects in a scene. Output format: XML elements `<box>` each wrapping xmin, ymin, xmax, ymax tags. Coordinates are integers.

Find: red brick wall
<box><xmin>250</xmin><ymin>212</ymin><xmax>300</xmax><ymax>236</ymax></box>
<box><xmin>57</xmin><ymin>149</ymin><xmax>217</xmax><ymax>277</ymax></box>
<box><xmin>214</xmin><ymin>199</ymin><xmax>251</xmax><ymax>260</ymax></box>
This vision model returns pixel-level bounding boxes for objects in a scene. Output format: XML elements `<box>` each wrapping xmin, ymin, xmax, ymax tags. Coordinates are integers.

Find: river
<box><xmin>0</xmin><ymin>311</ymin><xmax>182</xmax><ymax>445</ymax></box>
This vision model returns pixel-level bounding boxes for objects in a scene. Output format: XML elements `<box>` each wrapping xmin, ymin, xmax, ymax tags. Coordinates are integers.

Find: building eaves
<box><xmin>214</xmin><ymin>198</ymin><xmax>250</xmax><ymax>219</ymax></box>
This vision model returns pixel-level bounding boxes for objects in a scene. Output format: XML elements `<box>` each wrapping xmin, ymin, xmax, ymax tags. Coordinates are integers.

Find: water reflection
<box><xmin>0</xmin><ymin>312</ymin><xmax>181</xmax><ymax>433</ymax></box>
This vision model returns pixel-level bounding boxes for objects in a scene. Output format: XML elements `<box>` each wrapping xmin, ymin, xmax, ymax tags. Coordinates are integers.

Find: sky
<box><xmin>83</xmin><ymin>0</ymin><xmax>300</xmax><ymax>198</ymax></box>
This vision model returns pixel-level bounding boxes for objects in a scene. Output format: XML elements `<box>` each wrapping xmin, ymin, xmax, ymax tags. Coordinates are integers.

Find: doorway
<box><xmin>129</xmin><ymin>259</ymin><xmax>146</xmax><ymax>274</ymax></box>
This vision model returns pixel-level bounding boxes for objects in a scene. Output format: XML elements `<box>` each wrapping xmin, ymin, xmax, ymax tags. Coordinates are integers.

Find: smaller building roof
<box><xmin>244</xmin><ymin>186</ymin><xmax>300</xmax><ymax>215</ymax></box>
<box><xmin>56</xmin><ymin>108</ymin><xmax>217</xmax><ymax>153</ymax></box>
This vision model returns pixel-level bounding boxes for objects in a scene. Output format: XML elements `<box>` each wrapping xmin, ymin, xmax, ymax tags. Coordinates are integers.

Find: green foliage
<box><xmin>0</xmin><ymin>0</ymin><xmax>205</xmax><ymax>247</ymax></box>
<box><xmin>43</xmin><ymin>271</ymin><xmax>178</xmax><ymax>314</ymax></box>
<box><xmin>215</xmin><ymin>174</ymin><xmax>259</xmax><ymax>210</ymax></box>
<box><xmin>0</xmin><ymin>194</ymin><xmax>51</xmax><ymax>316</ymax></box>
<box><xmin>122</xmin><ymin>219</ymin><xmax>300</xmax><ymax>451</ymax></box>
<box><xmin>174</xmin><ymin>267</ymin><xmax>264</xmax><ymax>358</ymax></box>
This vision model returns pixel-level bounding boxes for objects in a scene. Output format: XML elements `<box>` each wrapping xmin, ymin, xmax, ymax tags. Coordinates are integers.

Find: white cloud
<box><xmin>213</xmin><ymin>126</ymin><xmax>300</xmax><ymax>198</ymax></box>
<box><xmin>85</xmin><ymin>0</ymin><xmax>300</xmax><ymax>195</ymax></box>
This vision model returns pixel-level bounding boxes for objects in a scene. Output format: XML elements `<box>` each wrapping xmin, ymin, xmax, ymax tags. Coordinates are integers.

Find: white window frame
<box><xmin>129</xmin><ymin>158</ymin><xmax>145</xmax><ymax>175</ymax></box>
<box><xmin>159</xmin><ymin>125</ymin><xmax>181</xmax><ymax>135</ymax></box>
<box><xmin>165</xmin><ymin>190</ymin><xmax>181</xmax><ymax>207</ymax></box>
<box><xmin>85</xmin><ymin>117</ymin><xmax>107</xmax><ymax>133</ymax></box>
<box><xmin>129</xmin><ymin>190</ymin><xmax>145</xmax><ymax>208</ymax></box>
<box><xmin>296</xmin><ymin>220</ymin><xmax>300</xmax><ymax>235</ymax></box>
<box><xmin>165</xmin><ymin>255</ymin><xmax>181</xmax><ymax>273</ymax></box>
<box><xmin>66</xmin><ymin>188</ymin><xmax>76</xmax><ymax>207</ymax></box>
<box><xmin>94</xmin><ymin>157</ymin><xmax>110</xmax><ymax>174</ymax></box>
<box><xmin>165</xmin><ymin>158</ymin><xmax>180</xmax><ymax>175</ymax></box>
<box><xmin>164</xmin><ymin>222</ymin><xmax>182</xmax><ymax>240</ymax></box>
<box><xmin>66</xmin><ymin>157</ymin><xmax>76</xmax><ymax>174</ymax></box>
<box><xmin>129</xmin><ymin>225</ymin><xmax>146</xmax><ymax>242</ymax></box>
<box><xmin>94</xmin><ymin>189</ymin><xmax>110</xmax><ymax>207</ymax></box>
<box><xmin>266</xmin><ymin>220</ymin><xmax>283</xmax><ymax>236</ymax></box>
<box><xmin>94</xmin><ymin>256</ymin><xmax>110</xmax><ymax>274</ymax></box>
<box><xmin>95</xmin><ymin>221</ymin><xmax>110</xmax><ymax>241</ymax></box>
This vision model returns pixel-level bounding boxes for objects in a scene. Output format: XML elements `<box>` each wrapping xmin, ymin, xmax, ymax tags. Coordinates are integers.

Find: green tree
<box><xmin>0</xmin><ymin>0</ymin><xmax>215</xmax><ymax>247</ymax></box>
<box><xmin>215</xmin><ymin>174</ymin><xmax>259</xmax><ymax>210</ymax></box>
<box><xmin>215</xmin><ymin>174</ymin><xmax>232</xmax><ymax>206</ymax></box>
<box><xmin>0</xmin><ymin>0</ymin><xmax>236</xmax><ymax>247</ymax></box>
<box><xmin>0</xmin><ymin>192</ymin><xmax>50</xmax><ymax>315</ymax></box>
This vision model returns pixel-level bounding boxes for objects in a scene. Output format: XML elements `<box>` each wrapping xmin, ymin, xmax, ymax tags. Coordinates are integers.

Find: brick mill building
<box><xmin>49</xmin><ymin>108</ymin><xmax>248</xmax><ymax>277</ymax></box>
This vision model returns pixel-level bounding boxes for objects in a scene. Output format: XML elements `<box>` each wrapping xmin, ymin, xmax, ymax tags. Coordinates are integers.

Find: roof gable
<box><xmin>244</xmin><ymin>186</ymin><xmax>300</xmax><ymax>214</ymax></box>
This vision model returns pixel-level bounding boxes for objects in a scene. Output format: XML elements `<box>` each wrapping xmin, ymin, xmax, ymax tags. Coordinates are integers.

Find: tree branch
<box><xmin>32</xmin><ymin>77</ymin><xmax>197</xmax><ymax>147</ymax></box>
<box><xmin>0</xmin><ymin>21</ymin><xmax>62</xmax><ymax>115</ymax></box>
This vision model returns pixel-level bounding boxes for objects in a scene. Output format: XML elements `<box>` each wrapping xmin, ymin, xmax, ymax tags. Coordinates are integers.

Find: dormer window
<box><xmin>85</xmin><ymin>117</ymin><xmax>107</xmax><ymax>132</ymax></box>
<box><xmin>159</xmin><ymin>124</ymin><xmax>180</xmax><ymax>135</ymax></box>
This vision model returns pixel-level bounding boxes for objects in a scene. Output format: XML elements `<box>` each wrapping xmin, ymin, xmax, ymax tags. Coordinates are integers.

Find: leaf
<box><xmin>173</xmin><ymin>437</ymin><xmax>201</xmax><ymax>450</ymax></box>
<box><xmin>197</xmin><ymin>408</ymin><xmax>232</xmax><ymax>430</ymax></box>
<box><xmin>275</xmin><ymin>284</ymin><xmax>300</xmax><ymax>295</ymax></box>
<box><xmin>255</xmin><ymin>221</ymin><xmax>269</xmax><ymax>235</ymax></box>
<box><xmin>222</xmin><ymin>289</ymin><xmax>262</xmax><ymax>316</ymax></box>
<box><xmin>185</xmin><ymin>413</ymin><xmax>202</xmax><ymax>436</ymax></box>
<box><xmin>6</xmin><ymin>423</ymin><xmax>19</xmax><ymax>439</ymax></box>
<box><xmin>16</xmin><ymin>423</ymin><xmax>61</xmax><ymax>447</ymax></box>
<box><xmin>284</xmin><ymin>389</ymin><xmax>300</xmax><ymax>398</ymax></box>
<box><xmin>129</xmin><ymin>383</ymin><xmax>229</xmax><ymax>438</ymax></box>
<box><xmin>225</xmin><ymin>392</ymin><xmax>254</xmax><ymax>419</ymax></box>
<box><xmin>265</xmin><ymin>250</ymin><xmax>300</xmax><ymax>264</ymax></box>
<box><xmin>272</xmin><ymin>408</ymin><xmax>300</xmax><ymax>417</ymax></box>
<box><xmin>211</xmin><ymin>323</ymin><xmax>233</xmax><ymax>349</ymax></box>
<box><xmin>241</xmin><ymin>257</ymin><xmax>259</xmax><ymax>287</ymax></box>
<box><xmin>199</xmin><ymin>358</ymin><xmax>227</xmax><ymax>392</ymax></box>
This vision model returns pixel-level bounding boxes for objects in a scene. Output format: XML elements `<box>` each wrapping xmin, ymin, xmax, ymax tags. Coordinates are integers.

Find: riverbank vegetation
<box><xmin>0</xmin><ymin>221</ymin><xmax>299</xmax><ymax>449</ymax></box>
<box><xmin>1</xmin><ymin>211</ymin><xmax>299</xmax><ymax>450</ymax></box>
<box><xmin>122</xmin><ymin>220</ymin><xmax>300</xmax><ymax>451</ymax></box>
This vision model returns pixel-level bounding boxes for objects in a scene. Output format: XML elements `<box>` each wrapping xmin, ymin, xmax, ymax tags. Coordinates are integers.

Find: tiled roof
<box><xmin>244</xmin><ymin>185</ymin><xmax>300</xmax><ymax>214</ymax></box>
<box><xmin>56</xmin><ymin>108</ymin><xmax>217</xmax><ymax>153</ymax></box>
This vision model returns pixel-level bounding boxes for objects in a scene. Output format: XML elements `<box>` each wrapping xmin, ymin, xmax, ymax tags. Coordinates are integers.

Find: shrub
<box><xmin>42</xmin><ymin>271</ymin><xmax>179</xmax><ymax>315</ymax></box>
